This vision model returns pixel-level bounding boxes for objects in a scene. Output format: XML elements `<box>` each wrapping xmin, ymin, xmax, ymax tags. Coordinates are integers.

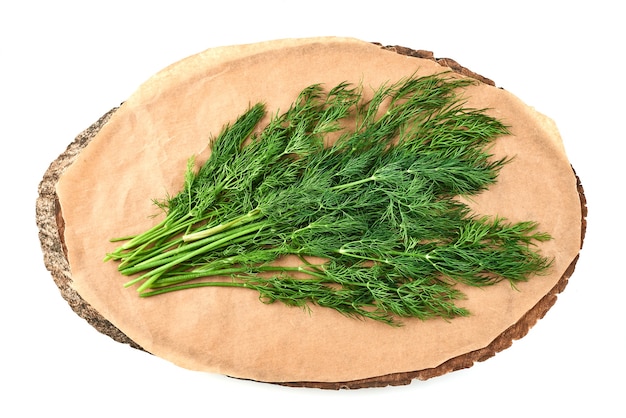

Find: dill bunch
<box><xmin>105</xmin><ymin>72</ymin><xmax>552</xmax><ymax>326</ymax></box>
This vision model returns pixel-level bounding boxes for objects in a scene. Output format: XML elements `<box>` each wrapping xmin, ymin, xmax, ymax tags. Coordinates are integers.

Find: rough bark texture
<box><xmin>36</xmin><ymin>43</ymin><xmax>587</xmax><ymax>389</ymax></box>
<box><xmin>36</xmin><ymin>108</ymin><xmax>144</xmax><ymax>352</ymax></box>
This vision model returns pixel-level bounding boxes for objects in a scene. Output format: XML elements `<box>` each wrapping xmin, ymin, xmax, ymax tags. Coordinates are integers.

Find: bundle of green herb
<box><xmin>105</xmin><ymin>72</ymin><xmax>552</xmax><ymax>325</ymax></box>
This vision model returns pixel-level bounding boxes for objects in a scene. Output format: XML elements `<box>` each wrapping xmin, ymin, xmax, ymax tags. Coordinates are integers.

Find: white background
<box><xmin>2</xmin><ymin>1</ymin><xmax>623</xmax><ymax>416</ymax></box>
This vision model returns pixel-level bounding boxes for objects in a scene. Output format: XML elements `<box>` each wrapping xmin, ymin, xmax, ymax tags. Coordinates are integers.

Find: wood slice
<box><xmin>36</xmin><ymin>37</ymin><xmax>587</xmax><ymax>389</ymax></box>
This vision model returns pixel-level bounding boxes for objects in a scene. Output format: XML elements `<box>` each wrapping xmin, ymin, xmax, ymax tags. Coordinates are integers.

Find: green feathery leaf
<box><xmin>105</xmin><ymin>72</ymin><xmax>552</xmax><ymax>326</ymax></box>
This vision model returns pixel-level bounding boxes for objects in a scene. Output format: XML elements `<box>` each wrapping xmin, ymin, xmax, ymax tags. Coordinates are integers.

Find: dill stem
<box><xmin>330</xmin><ymin>175</ymin><xmax>377</xmax><ymax>191</ymax></box>
<box><xmin>118</xmin><ymin>219</ymin><xmax>270</xmax><ymax>276</ymax></box>
<box><xmin>139</xmin><ymin>280</ymin><xmax>250</xmax><ymax>297</ymax></box>
<box><xmin>116</xmin><ymin>217</ymin><xmax>202</xmax><ymax>268</ymax></box>
<box><xmin>118</xmin><ymin>214</ymin><xmax>180</xmax><ymax>251</ymax></box>
<box><xmin>128</xmin><ymin>220</ymin><xmax>271</xmax><ymax>292</ymax></box>
<box><xmin>137</xmin><ymin>267</ymin><xmax>385</xmax><ymax>298</ymax></box>
<box><xmin>337</xmin><ymin>247</ymin><xmax>433</xmax><ymax>265</ymax></box>
<box><xmin>182</xmin><ymin>208</ymin><xmax>262</xmax><ymax>242</ymax></box>
<box><xmin>148</xmin><ymin>264</ymin><xmax>325</xmax><ymax>289</ymax></box>
<box><xmin>113</xmin><ymin>219</ymin><xmax>209</xmax><ymax>269</ymax></box>
<box><xmin>104</xmin><ymin>211</ymin><xmax>212</xmax><ymax>262</ymax></box>
<box><xmin>117</xmin><ymin>239</ymin><xmax>173</xmax><ymax>270</ymax></box>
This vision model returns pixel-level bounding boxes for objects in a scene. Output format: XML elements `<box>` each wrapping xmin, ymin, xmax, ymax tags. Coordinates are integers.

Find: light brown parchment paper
<box><xmin>56</xmin><ymin>37</ymin><xmax>582</xmax><ymax>383</ymax></box>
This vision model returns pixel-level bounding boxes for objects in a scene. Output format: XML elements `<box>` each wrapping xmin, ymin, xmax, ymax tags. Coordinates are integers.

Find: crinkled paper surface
<box><xmin>56</xmin><ymin>37</ymin><xmax>581</xmax><ymax>383</ymax></box>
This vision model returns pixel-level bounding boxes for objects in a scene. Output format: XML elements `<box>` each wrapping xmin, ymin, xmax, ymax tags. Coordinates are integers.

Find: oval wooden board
<box><xmin>37</xmin><ymin>37</ymin><xmax>586</xmax><ymax>389</ymax></box>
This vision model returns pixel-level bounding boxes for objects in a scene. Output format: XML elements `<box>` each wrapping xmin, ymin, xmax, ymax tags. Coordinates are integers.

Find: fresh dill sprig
<box><xmin>105</xmin><ymin>72</ymin><xmax>552</xmax><ymax>326</ymax></box>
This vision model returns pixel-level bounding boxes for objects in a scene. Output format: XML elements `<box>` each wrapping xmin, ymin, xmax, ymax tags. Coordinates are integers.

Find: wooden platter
<box><xmin>37</xmin><ymin>38</ymin><xmax>586</xmax><ymax>389</ymax></box>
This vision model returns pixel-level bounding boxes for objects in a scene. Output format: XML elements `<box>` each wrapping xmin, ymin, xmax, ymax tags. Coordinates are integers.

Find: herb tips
<box><xmin>105</xmin><ymin>72</ymin><xmax>552</xmax><ymax>325</ymax></box>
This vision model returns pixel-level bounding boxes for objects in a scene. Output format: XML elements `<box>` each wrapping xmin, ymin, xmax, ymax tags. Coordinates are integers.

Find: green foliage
<box><xmin>105</xmin><ymin>72</ymin><xmax>552</xmax><ymax>326</ymax></box>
